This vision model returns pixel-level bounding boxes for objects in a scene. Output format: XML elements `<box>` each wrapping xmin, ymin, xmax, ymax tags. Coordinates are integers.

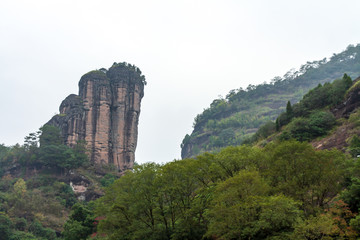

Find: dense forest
<box><xmin>94</xmin><ymin>142</ymin><xmax>359</xmax><ymax>239</ymax></box>
<box><xmin>181</xmin><ymin>44</ymin><xmax>360</xmax><ymax>158</ymax></box>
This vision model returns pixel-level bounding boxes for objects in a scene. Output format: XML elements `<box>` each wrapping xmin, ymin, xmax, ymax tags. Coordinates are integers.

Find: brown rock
<box><xmin>47</xmin><ymin>63</ymin><xmax>145</xmax><ymax>171</ymax></box>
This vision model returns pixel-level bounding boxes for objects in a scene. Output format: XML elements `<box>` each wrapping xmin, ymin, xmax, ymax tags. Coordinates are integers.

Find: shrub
<box><xmin>100</xmin><ymin>174</ymin><xmax>117</xmax><ymax>187</ymax></box>
<box><xmin>28</xmin><ymin>220</ymin><xmax>56</xmax><ymax>240</ymax></box>
<box><xmin>14</xmin><ymin>218</ymin><xmax>27</xmax><ymax>231</ymax></box>
<box><xmin>285</xmin><ymin>111</ymin><xmax>336</xmax><ymax>141</ymax></box>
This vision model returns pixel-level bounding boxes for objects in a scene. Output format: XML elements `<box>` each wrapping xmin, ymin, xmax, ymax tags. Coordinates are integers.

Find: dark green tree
<box><xmin>39</xmin><ymin>125</ymin><xmax>62</xmax><ymax>147</ymax></box>
<box><xmin>275</xmin><ymin>118</ymin><xmax>280</xmax><ymax>131</ymax></box>
<box><xmin>264</xmin><ymin>141</ymin><xmax>346</xmax><ymax>213</ymax></box>
<box><xmin>286</xmin><ymin>100</ymin><xmax>293</xmax><ymax>121</ymax></box>
<box><xmin>205</xmin><ymin>170</ymin><xmax>301</xmax><ymax>239</ymax></box>
<box><xmin>0</xmin><ymin>214</ymin><xmax>12</xmax><ymax>240</ymax></box>
<box><xmin>62</xmin><ymin>203</ymin><xmax>94</xmax><ymax>240</ymax></box>
<box><xmin>349</xmin><ymin>135</ymin><xmax>360</xmax><ymax>158</ymax></box>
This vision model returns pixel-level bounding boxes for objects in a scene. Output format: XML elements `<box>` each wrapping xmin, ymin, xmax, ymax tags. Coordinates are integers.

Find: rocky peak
<box><xmin>59</xmin><ymin>94</ymin><xmax>82</xmax><ymax>115</ymax></box>
<box><xmin>47</xmin><ymin>62</ymin><xmax>145</xmax><ymax>172</ymax></box>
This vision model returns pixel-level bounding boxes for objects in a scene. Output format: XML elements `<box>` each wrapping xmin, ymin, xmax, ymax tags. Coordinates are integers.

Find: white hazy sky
<box><xmin>1</xmin><ymin>0</ymin><xmax>360</xmax><ymax>164</ymax></box>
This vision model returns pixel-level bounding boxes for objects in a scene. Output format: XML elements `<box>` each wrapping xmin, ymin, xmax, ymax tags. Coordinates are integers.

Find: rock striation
<box><xmin>47</xmin><ymin>62</ymin><xmax>145</xmax><ymax>171</ymax></box>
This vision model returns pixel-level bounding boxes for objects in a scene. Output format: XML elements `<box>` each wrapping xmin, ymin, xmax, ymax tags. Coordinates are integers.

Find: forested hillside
<box><xmin>0</xmin><ymin>125</ymin><xmax>119</xmax><ymax>239</ymax></box>
<box><xmin>89</xmin><ymin>71</ymin><xmax>360</xmax><ymax>239</ymax></box>
<box><xmin>94</xmin><ymin>142</ymin><xmax>352</xmax><ymax>239</ymax></box>
<box><xmin>181</xmin><ymin>44</ymin><xmax>360</xmax><ymax>158</ymax></box>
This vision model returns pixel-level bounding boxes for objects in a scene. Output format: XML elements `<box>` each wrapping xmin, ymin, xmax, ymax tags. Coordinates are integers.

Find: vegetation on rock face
<box><xmin>246</xmin><ymin>73</ymin><xmax>353</xmax><ymax>144</ymax></box>
<box><xmin>182</xmin><ymin>44</ymin><xmax>360</xmax><ymax>158</ymax></box>
<box><xmin>109</xmin><ymin>61</ymin><xmax>147</xmax><ymax>85</ymax></box>
<box><xmin>83</xmin><ymin>62</ymin><xmax>147</xmax><ymax>86</ymax></box>
<box><xmin>0</xmin><ymin>124</ymin><xmax>116</xmax><ymax>239</ymax></box>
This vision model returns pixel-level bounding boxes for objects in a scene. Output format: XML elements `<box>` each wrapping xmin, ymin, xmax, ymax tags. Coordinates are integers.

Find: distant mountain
<box><xmin>181</xmin><ymin>44</ymin><xmax>360</xmax><ymax>159</ymax></box>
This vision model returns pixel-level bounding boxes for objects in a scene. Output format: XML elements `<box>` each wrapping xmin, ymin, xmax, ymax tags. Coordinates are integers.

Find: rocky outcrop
<box><xmin>332</xmin><ymin>77</ymin><xmax>360</xmax><ymax>119</ymax></box>
<box><xmin>47</xmin><ymin>62</ymin><xmax>145</xmax><ymax>171</ymax></box>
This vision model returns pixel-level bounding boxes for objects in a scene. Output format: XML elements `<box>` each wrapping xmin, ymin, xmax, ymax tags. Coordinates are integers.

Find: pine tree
<box><xmin>286</xmin><ymin>101</ymin><xmax>293</xmax><ymax>121</ymax></box>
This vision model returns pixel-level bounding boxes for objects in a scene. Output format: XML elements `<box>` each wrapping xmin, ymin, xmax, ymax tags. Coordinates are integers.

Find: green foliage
<box><xmin>13</xmin><ymin>178</ymin><xmax>27</xmax><ymax>198</ymax></box>
<box><xmin>39</xmin><ymin>125</ymin><xmax>62</xmax><ymax>147</ymax></box>
<box><xmin>0</xmin><ymin>214</ymin><xmax>13</xmax><ymax>240</ymax></box>
<box><xmin>14</xmin><ymin>217</ymin><xmax>27</xmax><ymax>231</ymax></box>
<box><xmin>37</xmin><ymin>125</ymin><xmax>89</xmax><ymax>171</ymax></box>
<box><xmin>180</xmin><ymin>134</ymin><xmax>191</xmax><ymax>149</ymax></box>
<box><xmin>39</xmin><ymin>145</ymin><xmax>75</xmax><ymax>169</ymax></box>
<box><xmin>0</xmin><ymin>213</ymin><xmax>57</xmax><ymax>240</ymax></box>
<box><xmin>280</xmin><ymin>111</ymin><xmax>336</xmax><ymax>141</ymax></box>
<box><xmin>110</xmin><ymin>62</ymin><xmax>147</xmax><ymax>85</ymax></box>
<box><xmin>286</xmin><ymin>100</ymin><xmax>293</xmax><ymax>120</ymax></box>
<box><xmin>53</xmin><ymin>181</ymin><xmax>77</xmax><ymax>207</ymax></box>
<box><xmin>100</xmin><ymin>174</ymin><xmax>117</xmax><ymax>187</ymax></box>
<box><xmin>62</xmin><ymin>203</ymin><xmax>94</xmax><ymax>240</ymax></box>
<box><xmin>349</xmin><ymin>135</ymin><xmax>360</xmax><ymax>158</ymax></box>
<box><xmin>292</xmin><ymin>200</ymin><xmax>358</xmax><ymax>239</ymax></box>
<box><xmin>9</xmin><ymin>231</ymin><xmax>37</xmax><ymax>240</ymax></box>
<box><xmin>94</xmin><ymin>141</ymin><xmax>352</xmax><ymax>239</ymax></box>
<box><xmin>205</xmin><ymin>170</ymin><xmax>282</xmax><ymax>239</ymax></box>
<box><xmin>0</xmin><ymin>125</ymin><xmax>89</xmax><ymax>173</ymax></box>
<box><xmin>341</xmin><ymin>177</ymin><xmax>360</xmax><ymax>213</ymax></box>
<box><xmin>207</xmin><ymin>193</ymin><xmax>301</xmax><ymax>240</ymax></box>
<box><xmin>39</xmin><ymin>142</ymin><xmax>88</xmax><ymax>171</ymax></box>
<box><xmin>350</xmin><ymin>215</ymin><xmax>360</xmax><ymax>233</ymax></box>
<box><xmin>28</xmin><ymin>220</ymin><xmax>56</xmax><ymax>240</ymax></box>
<box><xmin>72</xmin><ymin>141</ymin><xmax>89</xmax><ymax>167</ymax></box>
<box><xmin>183</xmin><ymin>45</ymin><xmax>360</xmax><ymax>158</ymax></box>
<box><xmin>292</xmin><ymin>214</ymin><xmax>334</xmax><ymax>239</ymax></box>
<box><xmin>250</xmin><ymin>121</ymin><xmax>276</xmax><ymax>143</ymax></box>
<box><xmin>275</xmin><ymin>73</ymin><xmax>352</xmax><ymax>133</ymax></box>
<box><xmin>264</xmin><ymin>141</ymin><xmax>346</xmax><ymax>213</ymax></box>
<box><xmin>95</xmin><ymin>163</ymin><xmax>165</xmax><ymax>239</ymax></box>
<box><xmin>301</xmin><ymin>74</ymin><xmax>352</xmax><ymax>112</ymax></box>
<box><xmin>0</xmin><ymin>129</ymin><xmax>101</xmax><ymax>239</ymax></box>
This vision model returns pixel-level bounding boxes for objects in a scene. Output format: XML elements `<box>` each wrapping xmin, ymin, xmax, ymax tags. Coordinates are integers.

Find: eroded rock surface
<box><xmin>47</xmin><ymin>63</ymin><xmax>145</xmax><ymax>171</ymax></box>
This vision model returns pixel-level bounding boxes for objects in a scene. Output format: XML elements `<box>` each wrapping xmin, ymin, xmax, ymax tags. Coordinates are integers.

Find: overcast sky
<box><xmin>1</xmin><ymin>0</ymin><xmax>360</xmax><ymax>164</ymax></box>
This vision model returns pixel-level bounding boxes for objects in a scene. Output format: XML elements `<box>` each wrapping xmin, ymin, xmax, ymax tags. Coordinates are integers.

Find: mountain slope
<box><xmin>249</xmin><ymin>73</ymin><xmax>360</xmax><ymax>160</ymax></box>
<box><xmin>181</xmin><ymin>44</ymin><xmax>360</xmax><ymax>158</ymax></box>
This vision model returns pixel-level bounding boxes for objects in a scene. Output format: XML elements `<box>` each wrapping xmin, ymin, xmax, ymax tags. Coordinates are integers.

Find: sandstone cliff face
<box><xmin>47</xmin><ymin>63</ymin><xmax>145</xmax><ymax>171</ymax></box>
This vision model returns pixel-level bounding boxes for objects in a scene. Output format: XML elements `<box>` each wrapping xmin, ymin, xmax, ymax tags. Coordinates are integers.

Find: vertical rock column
<box><xmin>107</xmin><ymin>64</ymin><xmax>144</xmax><ymax>171</ymax></box>
<box><xmin>110</xmin><ymin>79</ymin><xmax>128</xmax><ymax>169</ymax></box>
<box><xmin>47</xmin><ymin>63</ymin><xmax>145</xmax><ymax>171</ymax></box>
<box><xmin>47</xmin><ymin>94</ymin><xmax>85</xmax><ymax>148</ymax></box>
<box><xmin>60</xmin><ymin>96</ymin><xmax>84</xmax><ymax>147</ymax></box>
<box><xmin>93</xmin><ymin>79</ymin><xmax>111</xmax><ymax>164</ymax></box>
<box><xmin>123</xmin><ymin>82</ymin><xmax>143</xmax><ymax>169</ymax></box>
<box><xmin>79</xmin><ymin>72</ymin><xmax>112</xmax><ymax>165</ymax></box>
